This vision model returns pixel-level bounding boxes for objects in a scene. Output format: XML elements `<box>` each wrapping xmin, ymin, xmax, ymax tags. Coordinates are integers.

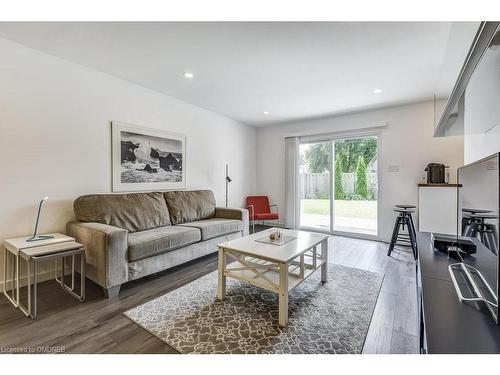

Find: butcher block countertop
<box><xmin>418</xmin><ymin>183</ymin><xmax>462</xmax><ymax>187</ymax></box>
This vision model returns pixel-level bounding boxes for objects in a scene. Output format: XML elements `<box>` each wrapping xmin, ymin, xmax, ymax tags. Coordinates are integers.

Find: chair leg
<box><xmin>387</xmin><ymin>216</ymin><xmax>401</xmax><ymax>257</ymax></box>
<box><xmin>483</xmin><ymin>231</ymin><xmax>493</xmax><ymax>252</ymax></box>
<box><xmin>461</xmin><ymin>217</ymin><xmax>470</xmax><ymax>236</ymax></box>
<box><xmin>408</xmin><ymin>214</ymin><xmax>418</xmax><ymax>251</ymax></box>
<box><xmin>492</xmin><ymin>226</ymin><xmax>499</xmax><ymax>254</ymax></box>
<box><xmin>466</xmin><ymin>222</ymin><xmax>478</xmax><ymax>237</ymax></box>
<box><xmin>407</xmin><ymin>217</ymin><xmax>418</xmax><ymax>260</ymax></box>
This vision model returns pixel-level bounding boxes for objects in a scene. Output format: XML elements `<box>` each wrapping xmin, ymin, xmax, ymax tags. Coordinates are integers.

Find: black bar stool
<box><xmin>387</xmin><ymin>205</ymin><xmax>418</xmax><ymax>260</ymax></box>
<box><xmin>464</xmin><ymin>212</ymin><xmax>498</xmax><ymax>254</ymax></box>
<box><xmin>395</xmin><ymin>205</ymin><xmax>417</xmax><ymax>243</ymax></box>
<box><xmin>461</xmin><ymin>208</ymin><xmax>492</xmax><ymax>236</ymax></box>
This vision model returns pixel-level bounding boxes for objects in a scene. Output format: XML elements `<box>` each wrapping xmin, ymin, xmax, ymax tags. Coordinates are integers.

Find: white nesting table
<box><xmin>3</xmin><ymin>233</ymin><xmax>86</xmax><ymax>318</ymax></box>
<box><xmin>217</xmin><ymin>228</ymin><xmax>329</xmax><ymax>327</ymax></box>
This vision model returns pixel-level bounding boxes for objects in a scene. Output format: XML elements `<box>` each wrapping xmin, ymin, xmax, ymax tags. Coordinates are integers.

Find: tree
<box><xmin>334</xmin><ymin>138</ymin><xmax>377</xmax><ymax>173</ymax></box>
<box><xmin>302</xmin><ymin>137</ymin><xmax>377</xmax><ymax>175</ymax></box>
<box><xmin>334</xmin><ymin>155</ymin><xmax>345</xmax><ymax>200</ymax></box>
<box><xmin>355</xmin><ymin>155</ymin><xmax>368</xmax><ymax>199</ymax></box>
<box><xmin>304</xmin><ymin>142</ymin><xmax>330</xmax><ymax>173</ymax></box>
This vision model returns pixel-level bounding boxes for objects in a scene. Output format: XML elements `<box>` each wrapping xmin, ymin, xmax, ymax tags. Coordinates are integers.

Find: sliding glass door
<box><xmin>332</xmin><ymin>137</ymin><xmax>378</xmax><ymax>236</ymax></box>
<box><xmin>298</xmin><ymin>136</ymin><xmax>378</xmax><ymax>237</ymax></box>
<box><xmin>299</xmin><ymin>141</ymin><xmax>331</xmax><ymax>230</ymax></box>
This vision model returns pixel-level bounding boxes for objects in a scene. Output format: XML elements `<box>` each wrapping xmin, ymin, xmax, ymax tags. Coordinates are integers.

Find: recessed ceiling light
<box><xmin>183</xmin><ymin>72</ymin><xmax>194</xmax><ymax>79</ymax></box>
<box><xmin>263</xmin><ymin>111</ymin><xmax>269</xmax><ymax>115</ymax></box>
<box><xmin>373</xmin><ymin>88</ymin><xmax>383</xmax><ymax>94</ymax></box>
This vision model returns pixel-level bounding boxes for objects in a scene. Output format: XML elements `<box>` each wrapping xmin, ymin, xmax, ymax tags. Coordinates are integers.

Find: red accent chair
<box><xmin>246</xmin><ymin>196</ymin><xmax>279</xmax><ymax>233</ymax></box>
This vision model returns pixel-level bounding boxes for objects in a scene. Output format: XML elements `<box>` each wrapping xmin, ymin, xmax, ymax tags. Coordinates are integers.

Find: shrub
<box><xmin>344</xmin><ymin>193</ymin><xmax>364</xmax><ymax>201</ymax></box>
<box><xmin>334</xmin><ymin>155</ymin><xmax>345</xmax><ymax>200</ymax></box>
<box><xmin>355</xmin><ymin>155</ymin><xmax>368</xmax><ymax>199</ymax></box>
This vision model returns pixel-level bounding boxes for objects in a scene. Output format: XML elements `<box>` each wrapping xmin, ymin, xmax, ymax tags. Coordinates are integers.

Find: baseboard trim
<box><xmin>0</xmin><ymin>268</ymin><xmax>70</xmax><ymax>291</ymax></box>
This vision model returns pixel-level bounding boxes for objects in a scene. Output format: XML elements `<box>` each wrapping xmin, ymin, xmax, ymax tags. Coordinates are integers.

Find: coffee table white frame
<box><xmin>217</xmin><ymin>229</ymin><xmax>329</xmax><ymax>327</ymax></box>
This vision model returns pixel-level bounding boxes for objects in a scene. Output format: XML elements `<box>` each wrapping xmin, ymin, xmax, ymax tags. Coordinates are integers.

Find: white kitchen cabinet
<box><xmin>418</xmin><ymin>184</ymin><xmax>459</xmax><ymax>235</ymax></box>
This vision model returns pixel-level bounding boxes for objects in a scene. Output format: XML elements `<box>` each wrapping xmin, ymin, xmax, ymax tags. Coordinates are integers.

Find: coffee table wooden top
<box><xmin>218</xmin><ymin>228</ymin><xmax>329</xmax><ymax>263</ymax></box>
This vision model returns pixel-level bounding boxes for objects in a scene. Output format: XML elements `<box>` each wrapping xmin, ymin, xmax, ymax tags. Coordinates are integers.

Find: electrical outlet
<box><xmin>388</xmin><ymin>165</ymin><xmax>400</xmax><ymax>173</ymax></box>
<box><xmin>487</xmin><ymin>160</ymin><xmax>498</xmax><ymax>170</ymax></box>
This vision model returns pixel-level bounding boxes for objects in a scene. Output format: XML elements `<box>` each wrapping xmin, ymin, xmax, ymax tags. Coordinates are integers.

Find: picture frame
<box><xmin>111</xmin><ymin>122</ymin><xmax>186</xmax><ymax>192</ymax></box>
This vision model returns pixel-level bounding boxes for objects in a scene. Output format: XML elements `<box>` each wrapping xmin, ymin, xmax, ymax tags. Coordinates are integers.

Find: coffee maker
<box><xmin>425</xmin><ymin>163</ymin><xmax>448</xmax><ymax>184</ymax></box>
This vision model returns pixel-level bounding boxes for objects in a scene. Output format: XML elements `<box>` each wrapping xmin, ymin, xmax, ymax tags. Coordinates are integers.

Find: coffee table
<box><xmin>217</xmin><ymin>228</ymin><xmax>329</xmax><ymax>327</ymax></box>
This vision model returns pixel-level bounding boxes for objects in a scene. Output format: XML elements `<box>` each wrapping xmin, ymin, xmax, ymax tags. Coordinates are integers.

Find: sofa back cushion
<box><xmin>74</xmin><ymin>192</ymin><xmax>171</xmax><ymax>232</ymax></box>
<box><xmin>164</xmin><ymin>190</ymin><xmax>216</xmax><ymax>224</ymax></box>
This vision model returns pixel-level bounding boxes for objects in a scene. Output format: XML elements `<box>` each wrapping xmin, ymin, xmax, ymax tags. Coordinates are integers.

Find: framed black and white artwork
<box><xmin>111</xmin><ymin>122</ymin><xmax>186</xmax><ymax>192</ymax></box>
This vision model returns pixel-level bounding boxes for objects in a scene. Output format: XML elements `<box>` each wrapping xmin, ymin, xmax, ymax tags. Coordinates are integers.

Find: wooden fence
<box><xmin>299</xmin><ymin>172</ymin><xmax>377</xmax><ymax>199</ymax></box>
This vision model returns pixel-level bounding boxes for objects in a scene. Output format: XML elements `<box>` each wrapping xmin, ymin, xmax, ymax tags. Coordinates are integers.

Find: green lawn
<box><xmin>301</xmin><ymin>199</ymin><xmax>377</xmax><ymax>219</ymax></box>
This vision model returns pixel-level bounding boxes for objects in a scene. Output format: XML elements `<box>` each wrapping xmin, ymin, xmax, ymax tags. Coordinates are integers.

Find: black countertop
<box><xmin>418</xmin><ymin>232</ymin><xmax>500</xmax><ymax>353</ymax></box>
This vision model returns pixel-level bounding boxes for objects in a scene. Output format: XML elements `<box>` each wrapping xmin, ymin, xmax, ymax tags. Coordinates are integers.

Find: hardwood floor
<box><xmin>0</xmin><ymin>235</ymin><xmax>417</xmax><ymax>354</ymax></box>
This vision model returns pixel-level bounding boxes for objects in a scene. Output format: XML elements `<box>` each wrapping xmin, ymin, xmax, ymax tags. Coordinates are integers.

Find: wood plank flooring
<box><xmin>0</xmin><ymin>235</ymin><xmax>418</xmax><ymax>354</ymax></box>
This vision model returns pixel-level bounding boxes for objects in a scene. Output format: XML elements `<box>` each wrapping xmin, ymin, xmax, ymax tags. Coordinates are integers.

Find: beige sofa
<box><xmin>67</xmin><ymin>190</ymin><xmax>249</xmax><ymax>298</ymax></box>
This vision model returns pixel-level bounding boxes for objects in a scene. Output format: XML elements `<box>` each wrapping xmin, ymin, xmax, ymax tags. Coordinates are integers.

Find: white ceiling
<box><xmin>0</xmin><ymin>22</ymin><xmax>479</xmax><ymax>126</ymax></box>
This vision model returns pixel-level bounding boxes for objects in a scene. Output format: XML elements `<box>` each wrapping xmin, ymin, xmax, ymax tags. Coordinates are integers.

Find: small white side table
<box><xmin>3</xmin><ymin>233</ymin><xmax>84</xmax><ymax>318</ymax></box>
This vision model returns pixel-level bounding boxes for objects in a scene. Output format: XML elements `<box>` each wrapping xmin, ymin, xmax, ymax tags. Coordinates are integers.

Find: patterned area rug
<box><xmin>124</xmin><ymin>264</ymin><xmax>383</xmax><ymax>354</ymax></box>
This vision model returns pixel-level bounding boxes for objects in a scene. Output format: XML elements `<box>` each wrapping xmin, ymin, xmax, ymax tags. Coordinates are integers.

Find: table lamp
<box><xmin>26</xmin><ymin>197</ymin><xmax>54</xmax><ymax>242</ymax></box>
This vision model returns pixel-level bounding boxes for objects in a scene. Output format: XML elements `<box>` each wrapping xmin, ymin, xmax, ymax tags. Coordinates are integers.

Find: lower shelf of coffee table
<box><xmin>224</xmin><ymin>257</ymin><xmax>325</xmax><ymax>293</ymax></box>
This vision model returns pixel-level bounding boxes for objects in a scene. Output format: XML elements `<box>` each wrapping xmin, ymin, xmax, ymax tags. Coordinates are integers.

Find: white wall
<box><xmin>256</xmin><ymin>101</ymin><xmax>464</xmax><ymax>241</ymax></box>
<box><xmin>0</xmin><ymin>38</ymin><xmax>256</xmax><ymax>282</ymax></box>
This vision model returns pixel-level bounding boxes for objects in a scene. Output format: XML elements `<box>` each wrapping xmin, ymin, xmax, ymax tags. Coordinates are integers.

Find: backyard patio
<box><xmin>300</xmin><ymin>199</ymin><xmax>377</xmax><ymax>235</ymax></box>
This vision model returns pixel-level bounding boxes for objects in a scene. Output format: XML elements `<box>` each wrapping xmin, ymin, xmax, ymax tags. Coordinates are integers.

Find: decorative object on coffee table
<box><xmin>269</xmin><ymin>228</ymin><xmax>282</xmax><ymax>241</ymax></box>
<box><xmin>111</xmin><ymin>121</ymin><xmax>186</xmax><ymax>192</ymax></box>
<box><xmin>217</xmin><ymin>228</ymin><xmax>329</xmax><ymax>326</ymax></box>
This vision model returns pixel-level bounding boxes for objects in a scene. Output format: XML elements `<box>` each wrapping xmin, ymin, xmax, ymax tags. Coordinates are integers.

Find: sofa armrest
<box><xmin>215</xmin><ymin>207</ymin><xmax>249</xmax><ymax>236</ymax></box>
<box><xmin>66</xmin><ymin>221</ymin><xmax>128</xmax><ymax>289</ymax></box>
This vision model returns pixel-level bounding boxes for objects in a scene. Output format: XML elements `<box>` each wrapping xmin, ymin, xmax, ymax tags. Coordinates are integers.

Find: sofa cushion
<box><xmin>164</xmin><ymin>190</ymin><xmax>216</xmax><ymax>224</ymax></box>
<box><xmin>74</xmin><ymin>192</ymin><xmax>171</xmax><ymax>233</ymax></box>
<box><xmin>127</xmin><ymin>225</ymin><xmax>201</xmax><ymax>262</ymax></box>
<box><xmin>179</xmin><ymin>218</ymin><xmax>243</xmax><ymax>241</ymax></box>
